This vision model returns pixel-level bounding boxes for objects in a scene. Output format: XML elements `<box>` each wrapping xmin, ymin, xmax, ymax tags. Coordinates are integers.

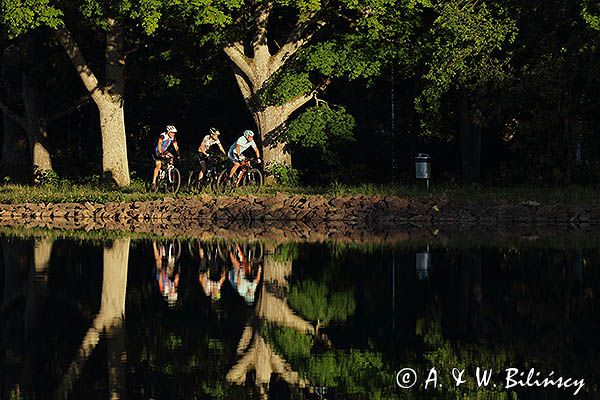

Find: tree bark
<box><xmin>55</xmin><ymin>21</ymin><xmax>130</xmax><ymax>187</ymax></box>
<box><xmin>21</xmin><ymin>73</ymin><xmax>53</xmax><ymax>172</ymax></box>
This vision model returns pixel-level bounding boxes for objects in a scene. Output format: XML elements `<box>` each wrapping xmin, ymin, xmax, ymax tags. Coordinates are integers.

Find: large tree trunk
<box><xmin>255</xmin><ymin>107</ymin><xmax>292</xmax><ymax>166</ymax></box>
<box><xmin>98</xmin><ymin>98</ymin><xmax>129</xmax><ymax>186</ymax></box>
<box><xmin>21</xmin><ymin>73</ymin><xmax>53</xmax><ymax>172</ymax></box>
<box><xmin>55</xmin><ymin>18</ymin><xmax>130</xmax><ymax>187</ymax></box>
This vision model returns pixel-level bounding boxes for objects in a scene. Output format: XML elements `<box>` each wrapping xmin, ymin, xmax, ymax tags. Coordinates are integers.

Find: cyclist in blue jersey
<box><xmin>152</xmin><ymin>125</ymin><xmax>180</xmax><ymax>189</ymax></box>
<box><xmin>228</xmin><ymin>129</ymin><xmax>261</xmax><ymax>180</ymax></box>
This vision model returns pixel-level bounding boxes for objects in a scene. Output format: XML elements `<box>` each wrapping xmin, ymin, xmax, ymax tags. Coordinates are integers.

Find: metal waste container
<box><xmin>415</xmin><ymin>153</ymin><xmax>431</xmax><ymax>189</ymax></box>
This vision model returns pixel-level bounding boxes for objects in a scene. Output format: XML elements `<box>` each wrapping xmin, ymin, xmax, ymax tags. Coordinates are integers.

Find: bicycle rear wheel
<box><xmin>216</xmin><ymin>170</ymin><xmax>233</xmax><ymax>194</ymax></box>
<box><xmin>242</xmin><ymin>168</ymin><xmax>263</xmax><ymax>194</ymax></box>
<box><xmin>146</xmin><ymin>170</ymin><xmax>160</xmax><ymax>193</ymax></box>
<box><xmin>165</xmin><ymin>168</ymin><xmax>181</xmax><ymax>194</ymax></box>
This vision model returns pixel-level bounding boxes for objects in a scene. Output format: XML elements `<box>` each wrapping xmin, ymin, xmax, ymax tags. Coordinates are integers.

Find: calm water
<box><xmin>1</xmin><ymin>234</ymin><xmax>599</xmax><ymax>399</ymax></box>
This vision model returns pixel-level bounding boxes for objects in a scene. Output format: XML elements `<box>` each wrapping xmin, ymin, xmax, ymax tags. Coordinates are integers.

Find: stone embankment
<box><xmin>0</xmin><ymin>194</ymin><xmax>598</xmax><ymax>243</ymax></box>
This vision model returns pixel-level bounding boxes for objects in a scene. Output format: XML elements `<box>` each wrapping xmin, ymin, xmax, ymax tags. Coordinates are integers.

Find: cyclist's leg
<box><xmin>198</xmin><ymin>157</ymin><xmax>207</xmax><ymax>181</ymax></box>
<box><xmin>152</xmin><ymin>158</ymin><xmax>162</xmax><ymax>185</ymax></box>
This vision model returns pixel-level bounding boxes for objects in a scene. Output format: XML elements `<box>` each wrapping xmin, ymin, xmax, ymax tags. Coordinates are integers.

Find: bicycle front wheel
<box><xmin>242</xmin><ymin>168</ymin><xmax>263</xmax><ymax>194</ymax></box>
<box><xmin>216</xmin><ymin>170</ymin><xmax>234</xmax><ymax>195</ymax></box>
<box><xmin>187</xmin><ymin>171</ymin><xmax>199</xmax><ymax>193</ymax></box>
<box><xmin>165</xmin><ymin>168</ymin><xmax>181</xmax><ymax>194</ymax></box>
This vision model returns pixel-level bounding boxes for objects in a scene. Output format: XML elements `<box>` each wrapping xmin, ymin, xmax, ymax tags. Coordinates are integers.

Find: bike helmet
<box><xmin>243</xmin><ymin>129</ymin><xmax>254</xmax><ymax>139</ymax></box>
<box><xmin>166</xmin><ymin>125</ymin><xmax>177</xmax><ymax>133</ymax></box>
<box><xmin>209</xmin><ymin>127</ymin><xmax>220</xmax><ymax>136</ymax></box>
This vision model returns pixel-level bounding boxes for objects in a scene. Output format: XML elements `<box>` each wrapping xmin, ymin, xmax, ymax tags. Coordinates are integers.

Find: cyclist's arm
<box><xmin>198</xmin><ymin>143</ymin><xmax>204</xmax><ymax>153</ymax></box>
<box><xmin>218</xmin><ymin>143</ymin><xmax>226</xmax><ymax>155</ymax></box>
<box><xmin>236</xmin><ymin>143</ymin><xmax>242</xmax><ymax>158</ymax></box>
<box><xmin>254</xmin><ymin>147</ymin><xmax>260</xmax><ymax>159</ymax></box>
<box><xmin>173</xmin><ymin>140</ymin><xmax>180</xmax><ymax>154</ymax></box>
<box><xmin>157</xmin><ymin>137</ymin><xmax>164</xmax><ymax>155</ymax></box>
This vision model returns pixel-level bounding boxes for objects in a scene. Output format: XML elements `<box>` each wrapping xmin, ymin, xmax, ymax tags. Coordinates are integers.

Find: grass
<box><xmin>0</xmin><ymin>178</ymin><xmax>599</xmax><ymax>204</ymax></box>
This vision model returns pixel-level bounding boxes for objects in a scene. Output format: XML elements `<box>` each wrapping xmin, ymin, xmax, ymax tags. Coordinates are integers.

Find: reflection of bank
<box><xmin>227</xmin><ymin>244</ymin><xmax>313</xmax><ymax>398</ymax></box>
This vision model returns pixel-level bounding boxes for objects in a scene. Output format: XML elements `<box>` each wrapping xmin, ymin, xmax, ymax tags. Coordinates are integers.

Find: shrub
<box><xmin>266</xmin><ymin>162</ymin><xmax>300</xmax><ymax>186</ymax></box>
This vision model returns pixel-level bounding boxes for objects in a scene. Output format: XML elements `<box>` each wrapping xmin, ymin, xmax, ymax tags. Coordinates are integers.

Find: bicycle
<box><xmin>187</xmin><ymin>154</ymin><xmax>228</xmax><ymax>194</ymax></box>
<box><xmin>216</xmin><ymin>158</ymin><xmax>263</xmax><ymax>195</ymax></box>
<box><xmin>147</xmin><ymin>156</ymin><xmax>181</xmax><ymax>194</ymax></box>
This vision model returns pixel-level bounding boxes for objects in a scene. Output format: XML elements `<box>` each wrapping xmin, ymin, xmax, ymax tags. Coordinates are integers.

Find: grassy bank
<box><xmin>0</xmin><ymin>179</ymin><xmax>599</xmax><ymax>204</ymax></box>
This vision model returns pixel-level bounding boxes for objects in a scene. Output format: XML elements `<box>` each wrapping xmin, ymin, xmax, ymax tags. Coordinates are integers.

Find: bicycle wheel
<box><xmin>146</xmin><ymin>170</ymin><xmax>160</xmax><ymax>193</ymax></box>
<box><xmin>242</xmin><ymin>168</ymin><xmax>263</xmax><ymax>194</ymax></box>
<box><xmin>165</xmin><ymin>167</ymin><xmax>181</xmax><ymax>194</ymax></box>
<box><xmin>187</xmin><ymin>170</ymin><xmax>204</xmax><ymax>193</ymax></box>
<box><xmin>216</xmin><ymin>170</ymin><xmax>233</xmax><ymax>194</ymax></box>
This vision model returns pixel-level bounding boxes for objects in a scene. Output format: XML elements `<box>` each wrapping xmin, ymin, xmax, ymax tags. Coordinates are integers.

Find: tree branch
<box><xmin>278</xmin><ymin>78</ymin><xmax>332</xmax><ymax>118</ymax></box>
<box><xmin>44</xmin><ymin>94</ymin><xmax>91</xmax><ymax>123</ymax></box>
<box><xmin>0</xmin><ymin>97</ymin><xmax>26</xmax><ymax>128</ymax></box>
<box><xmin>55</xmin><ymin>25</ymin><xmax>103</xmax><ymax>102</ymax></box>
<box><xmin>252</xmin><ymin>1</ymin><xmax>273</xmax><ymax>60</ymax></box>
<box><xmin>271</xmin><ymin>4</ymin><xmax>330</xmax><ymax>73</ymax></box>
<box><xmin>224</xmin><ymin>42</ymin><xmax>255</xmax><ymax>83</ymax></box>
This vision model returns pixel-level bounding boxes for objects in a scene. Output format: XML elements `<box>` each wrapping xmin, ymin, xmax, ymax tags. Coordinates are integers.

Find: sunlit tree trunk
<box><xmin>21</xmin><ymin>73</ymin><xmax>53</xmax><ymax>172</ymax></box>
<box><xmin>55</xmin><ymin>16</ymin><xmax>130</xmax><ymax>187</ymax></box>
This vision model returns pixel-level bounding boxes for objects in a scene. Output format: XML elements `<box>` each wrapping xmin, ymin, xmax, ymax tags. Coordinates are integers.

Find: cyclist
<box><xmin>152</xmin><ymin>125</ymin><xmax>180</xmax><ymax>190</ymax></box>
<box><xmin>197</xmin><ymin>127</ymin><xmax>226</xmax><ymax>182</ymax></box>
<box><xmin>228</xmin><ymin>129</ymin><xmax>261</xmax><ymax>182</ymax></box>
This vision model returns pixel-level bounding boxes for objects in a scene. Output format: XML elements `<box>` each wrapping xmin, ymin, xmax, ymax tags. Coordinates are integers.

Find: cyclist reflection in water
<box><xmin>228</xmin><ymin>243</ymin><xmax>262</xmax><ymax>305</ymax></box>
<box><xmin>153</xmin><ymin>240</ymin><xmax>180</xmax><ymax>307</ymax></box>
<box><xmin>198</xmin><ymin>243</ymin><xmax>227</xmax><ymax>301</ymax></box>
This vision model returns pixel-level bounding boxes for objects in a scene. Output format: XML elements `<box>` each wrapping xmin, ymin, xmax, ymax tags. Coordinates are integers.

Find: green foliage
<box><xmin>33</xmin><ymin>166</ymin><xmax>60</xmax><ymax>186</ymax></box>
<box><xmin>416</xmin><ymin>0</ymin><xmax>517</xmax><ymax>136</ymax></box>
<box><xmin>287</xmin><ymin>104</ymin><xmax>355</xmax><ymax>149</ymax></box>
<box><xmin>266</xmin><ymin>162</ymin><xmax>300</xmax><ymax>186</ymax></box>
<box><xmin>289</xmin><ymin>280</ymin><xmax>355</xmax><ymax>325</ymax></box>
<box><xmin>582</xmin><ymin>0</ymin><xmax>600</xmax><ymax>30</ymax></box>
<box><xmin>0</xmin><ymin>0</ymin><xmax>63</xmax><ymax>37</ymax></box>
<box><xmin>306</xmin><ymin>350</ymin><xmax>394</xmax><ymax>398</ymax></box>
<box><xmin>262</xmin><ymin>323</ymin><xmax>313</xmax><ymax>362</ymax></box>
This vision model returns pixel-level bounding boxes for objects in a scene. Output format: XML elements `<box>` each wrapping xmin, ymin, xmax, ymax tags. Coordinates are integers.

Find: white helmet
<box><xmin>166</xmin><ymin>125</ymin><xmax>177</xmax><ymax>133</ymax></box>
<box><xmin>243</xmin><ymin>129</ymin><xmax>254</xmax><ymax>139</ymax></box>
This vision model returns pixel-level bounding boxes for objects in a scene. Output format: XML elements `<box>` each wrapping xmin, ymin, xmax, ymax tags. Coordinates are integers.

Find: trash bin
<box><xmin>415</xmin><ymin>153</ymin><xmax>431</xmax><ymax>189</ymax></box>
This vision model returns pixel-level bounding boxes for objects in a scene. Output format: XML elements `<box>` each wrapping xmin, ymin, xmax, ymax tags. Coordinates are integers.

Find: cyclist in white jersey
<box><xmin>228</xmin><ymin>129</ymin><xmax>261</xmax><ymax>180</ymax></box>
<box><xmin>197</xmin><ymin>127</ymin><xmax>226</xmax><ymax>181</ymax></box>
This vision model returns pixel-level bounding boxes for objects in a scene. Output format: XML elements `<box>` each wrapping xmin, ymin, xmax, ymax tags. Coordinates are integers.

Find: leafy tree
<box><xmin>1</xmin><ymin>0</ymin><xmax>186</xmax><ymax>186</ymax></box>
<box><xmin>172</xmin><ymin>0</ymin><xmax>422</xmax><ymax>169</ymax></box>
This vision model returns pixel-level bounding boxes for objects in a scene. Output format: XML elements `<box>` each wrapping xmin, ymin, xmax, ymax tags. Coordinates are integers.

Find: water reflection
<box><xmin>0</xmin><ymin>236</ymin><xmax>598</xmax><ymax>399</ymax></box>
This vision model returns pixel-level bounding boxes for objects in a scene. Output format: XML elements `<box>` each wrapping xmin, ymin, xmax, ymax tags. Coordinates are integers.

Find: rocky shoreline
<box><xmin>0</xmin><ymin>194</ymin><xmax>598</xmax><ymax>243</ymax></box>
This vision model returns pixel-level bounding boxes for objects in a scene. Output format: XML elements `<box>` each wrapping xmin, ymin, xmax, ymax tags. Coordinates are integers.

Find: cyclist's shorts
<box><xmin>153</xmin><ymin>152</ymin><xmax>171</xmax><ymax>161</ymax></box>
<box><xmin>228</xmin><ymin>149</ymin><xmax>243</xmax><ymax>163</ymax></box>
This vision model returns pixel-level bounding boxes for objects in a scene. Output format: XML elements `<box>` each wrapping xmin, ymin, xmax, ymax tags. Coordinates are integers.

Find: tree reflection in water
<box><xmin>0</xmin><ymin>236</ymin><xmax>599</xmax><ymax>399</ymax></box>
